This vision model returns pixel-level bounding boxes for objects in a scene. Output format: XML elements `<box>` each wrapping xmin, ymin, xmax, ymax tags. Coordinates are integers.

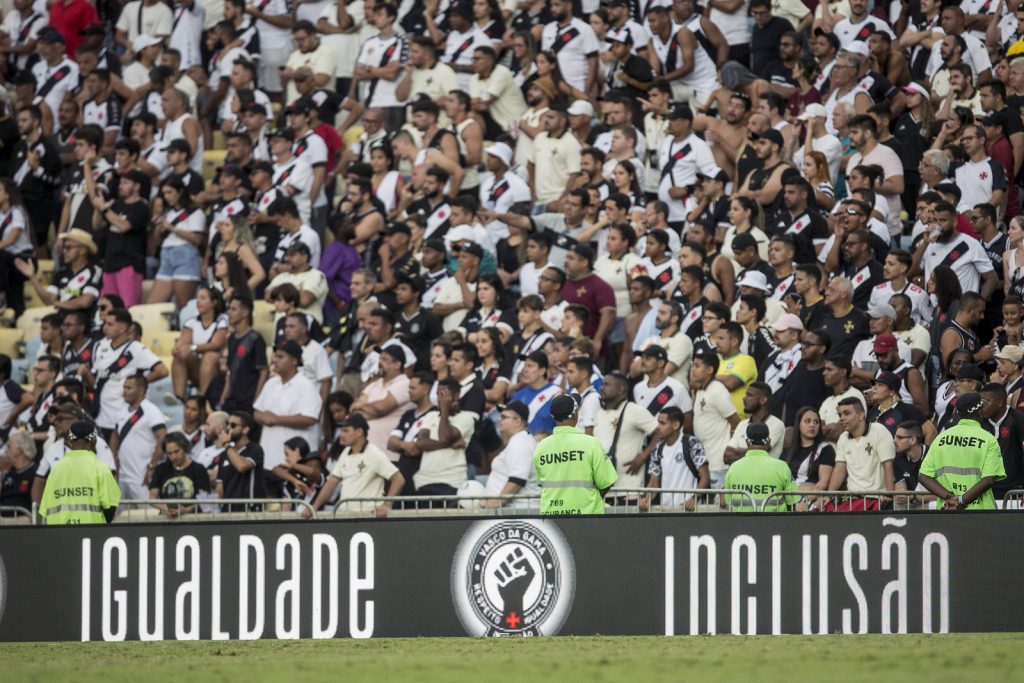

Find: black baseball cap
<box><xmin>957</xmin><ymin>392</ymin><xmax>985</xmax><ymax>417</ymax></box>
<box><xmin>872</xmin><ymin>372</ymin><xmax>901</xmax><ymax>392</ymax></box>
<box><xmin>549</xmin><ymin>394</ymin><xmax>580</xmax><ymax>421</ymax></box>
<box><xmin>745</xmin><ymin>422</ymin><xmax>771</xmax><ymax>446</ymax></box>
<box><xmin>384</xmin><ymin>221</ymin><xmax>411</xmax><ymax>236</ymax></box>
<box><xmin>269</xmin><ymin>127</ymin><xmax>295</xmax><ymax>141</ymax></box>
<box><xmin>341</xmin><ymin>413</ymin><xmax>369</xmax><ymax>433</ymax></box>
<box><xmin>286</xmin><ymin>99</ymin><xmax>311</xmax><ymax>115</ymax></box>
<box><xmin>165</xmin><ymin>138</ymin><xmax>192</xmax><ymax>155</ymax></box>
<box><xmin>753</xmin><ymin>128</ymin><xmax>784</xmax><ymax>147</ymax></box>
<box><xmin>285</xmin><ymin>241</ymin><xmax>311</xmax><ymax>256</ymax></box>
<box><xmin>642</xmin><ymin>344</ymin><xmax>669</xmax><ymax>361</ymax></box>
<box><xmin>69</xmin><ymin>420</ymin><xmax>97</xmax><ymax>442</ymax></box>
<box><xmin>251</xmin><ymin>160</ymin><xmax>274</xmax><ymax>175</ymax></box>
<box><xmin>667</xmin><ymin>103</ymin><xmax>694</xmax><ymax>120</ymax></box>
<box><xmin>461</xmin><ymin>242</ymin><xmax>484</xmax><ymax>259</ymax></box>
<box><xmin>276</xmin><ymin>340</ymin><xmax>304</xmax><ymax>364</ymax></box>
<box><xmin>567</xmin><ymin>243</ymin><xmax>595</xmax><ymax>264</ymax></box>
<box><xmin>955</xmin><ymin>364</ymin><xmax>985</xmax><ymax>383</ymax></box>
<box><xmin>502</xmin><ymin>400</ymin><xmax>530</xmax><ymax>423</ymax></box>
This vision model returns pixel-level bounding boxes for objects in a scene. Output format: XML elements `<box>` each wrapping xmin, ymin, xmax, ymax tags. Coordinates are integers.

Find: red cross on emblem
<box><xmin>506</xmin><ymin>611</ymin><xmax>521</xmax><ymax>627</ymax></box>
<box><xmin>980</xmin><ymin>172</ymin><xmax>989</xmax><ymax>180</ymax></box>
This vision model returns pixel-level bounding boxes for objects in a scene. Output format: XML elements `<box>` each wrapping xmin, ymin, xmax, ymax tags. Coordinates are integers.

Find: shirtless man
<box><xmin>691</xmin><ymin>92</ymin><xmax>751</xmax><ymax>180</ymax></box>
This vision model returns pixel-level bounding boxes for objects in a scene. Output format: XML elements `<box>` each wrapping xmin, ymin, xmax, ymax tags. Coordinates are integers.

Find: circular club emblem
<box><xmin>451</xmin><ymin>519</ymin><xmax>575</xmax><ymax>637</ymax></box>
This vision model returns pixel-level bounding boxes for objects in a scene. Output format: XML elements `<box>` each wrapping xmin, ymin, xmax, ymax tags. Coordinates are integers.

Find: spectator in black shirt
<box><xmin>393</xmin><ymin>275</ymin><xmax>443</xmax><ymax>371</ymax></box>
<box><xmin>10</xmin><ymin>103</ymin><xmax>61</xmax><ymax>259</ymax></box>
<box><xmin>215</xmin><ymin>411</ymin><xmax>266</xmax><ymax>511</ymax></box>
<box><xmin>219</xmin><ymin>295</ymin><xmax>269</xmax><ymax>412</ymax></box>
<box><xmin>980</xmin><ymin>382</ymin><xmax>1024</xmax><ymax>498</ymax></box>
<box><xmin>747</xmin><ymin>0</ymin><xmax>791</xmax><ymax>79</ymax></box>
<box><xmin>771</xmin><ymin>328</ymin><xmax>830</xmax><ymax>426</ymax></box>
<box><xmin>605</xmin><ymin>32</ymin><xmax>655</xmax><ymax>103</ymax></box>
<box><xmin>148</xmin><ymin>432</ymin><xmax>211</xmax><ymax>517</ymax></box>
<box><xmin>893</xmin><ymin>420</ymin><xmax>927</xmax><ymax>498</ymax></box>
<box><xmin>840</xmin><ymin>229</ymin><xmax>884</xmax><ymax>310</ymax></box>
<box><xmin>819</xmin><ymin>276</ymin><xmax>870</xmax><ymax>358</ymax></box>
<box><xmin>0</xmin><ymin>430</ymin><xmax>37</xmax><ymax>514</ymax></box>
<box><xmin>867</xmin><ymin>372</ymin><xmax>930</xmax><ymax>438</ymax></box>
<box><xmin>90</xmin><ymin>168</ymin><xmax>149</xmax><ymax>308</ymax></box>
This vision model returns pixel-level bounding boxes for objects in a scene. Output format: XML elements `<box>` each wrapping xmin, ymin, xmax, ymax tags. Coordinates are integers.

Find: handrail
<box><xmin>760</xmin><ymin>490</ymin><xmax>926</xmax><ymax>512</ymax></box>
<box><xmin>116</xmin><ymin>498</ymin><xmax>317</xmax><ymax>521</ymax></box>
<box><xmin>0</xmin><ymin>505</ymin><xmax>34</xmax><ymax>524</ymax></box>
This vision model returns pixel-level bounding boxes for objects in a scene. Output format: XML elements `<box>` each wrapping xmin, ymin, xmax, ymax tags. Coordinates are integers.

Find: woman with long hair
<box><xmin>934</xmin><ymin>348</ymin><xmax>972</xmax><ymax>421</ymax></box>
<box><xmin>171</xmin><ymin>395</ymin><xmax>207</xmax><ymax>462</ymax></box>
<box><xmin>473</xmin><ymin>0</ymin><xmax>506</xmax><ymax>49</ymax></box>
<box><xmin>533</xmin><ymin>49</ymin><xmax>587</xmax><ymax>102</ymax></box>
<box><xmin>212</xmin><ymin>251</ymin><xmax>251</xmax><ymax>300</ymax></box>
<box><xmin>272</xmin><ymin>436</ymin><xmax>324</xmax><ymax>504</ymax></box>
<box><xmin>171</xmin><ymin>285</ymin><xmax>229</xmax><ymax>401</ymax></box>
<box><xmin>148</xmin><ymin>175</ymin><xmax>206</xmax><ymax>304</ymax></box>
<box><xmin>461</xmin><ymin>273</ymin><xmax>516</xmax><ymax>338</ymax></box>
<box><xmin>369</xmin><ymin>143</ymin><xmax>405</xmax><ymax>218</ymax></box>
<box><xmin>1004</xmin><ymin>216</ymin><xmax>1024</xmax><ymax>298</ymax></box>
<box><xmin>801</xmin><ymin>150</ymin><xmax>835</xmax><ymax>211</ymax></box>
<box><xmin>588</xmin><ymin>8</ymin><xmax>613</xmax><ymax>85</ymax></box>
<box><xmin>782</xmin><ymin>407</ymin><xmax>835</xmax><ymax>493</ymax></box>
<box><xmin>211</xmin><ymin>214</ymin><xmax>265</xmax><ymax>294</ymax></box>
<box><xmin>148</xmin><ymin>432</ymin><xmax>210</xmax><ymax>516</ymax></box>
<box><xmin>612</xmin><ymin>161</ymin><xmax>645</xmax><ymax>222</ymax></box>
<box><xmin>0</xmin><ymin>177</ymin><xmax>34</xmax><ymax>316</ymax></box>
<box><xmin>927</xmin><ymin>264</ymin><xmax>963</xmax><ymax>383</ymax></box>
<box><xmin>473</xmin><ymin>326</ymin><xmax>510</xmax><ymax>407</ymax></box>
<box><xmin>509</xmin><ymin>30</ymin><xmax>538</xmax><ymax>89</ymax></box>
<box><xmin>719</xmin><ymin>196</ymin><xmax>769</xmax><ymax>273</ymax></box>
<box><xmin>787</xmin><ymin>56</ymin><xmax>822</xmax><ymax>118</ymax></box>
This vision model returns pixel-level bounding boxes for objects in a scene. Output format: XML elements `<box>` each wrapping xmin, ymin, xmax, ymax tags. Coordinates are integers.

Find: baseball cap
<box><xmin>484</xmin><ymin>142</ymin><xmax>513</xmax><ymax>167</ymax></box>
<box><xmin>667</xmin><ymin>102</ymin><xmax>694</xmax><ymax>120</ymax></box>
<box><xmin>843</xmin><ymin>41</ymin><xmax>870</xmax><ymax>58</ymax></box>
<box><xmin>872</xmin><ymin>372</ymin><xmax>901</xmax><ymax>392</ymax></box>
<box><xmin>745</xmin><ymin>422</ymin><xmax>771</xmax><ymax>446</ymax></box>
<box><xmin>69</xmin><ymin>420</ymin><xmax>97</xmax><ymax>442</ymax></box>
<box><xmin>771</xmin><ymin>313</ymin><xmax>804</xmax><ymax>332</ymax></box>
<box><xmin>269</xmin><ymin>127</ymin><xmax>295</xmax><ymax>141</ymax></box>
<box><xmin>165</xmin><ymin>138</ymin><xmax>192</xmax><ymax>155</ymax></box>
<box><xmin>868</xmin><ymin>302</ymin><xmax>897</xmax><ymax>320</ymax></box>
<box><xmin>501</xmin><ymin>400</ymin><xmax>530</xmax><ymax>423</ymax></box>
<box><xmin>567</xmin><ymin>100</ymin><xmax>595</xmax><ymax>118</ymax></box>
<box><xmin>995</xmin><ymin>345</ymin><xmax>1024</xmax><ymax>364</ymax></box>
<box><xmin>608</xmin><ymin>28</ymin><xmax>634</xmax><ymax>45</ymax></box>
<box><xmin>423</xmin><ymin>237</ymin><xmax>447</xmax><ymax>254</ymax></box>
<box><xmin>872</xmin><ymin>333</ymin><xmax>898</xmax><ymax>355</ymax></box>
<box><xmin>460</xmin><ymin>242</ymin><xmax>484</xmax><ymax>259</ymax></box>
<box><xmin>384</xmin><ymin>221</ymin><xmax>411</xmax><ymax>236</ymax></box>
<box><xmin>286</xmin><ymin>99</ymin><xmax>311</xmax><ymax>115</ymax></box>
<box><xmin>754</xmin><ymin>128</ymin><xmax>784</xmax><ymax>147</ymax></box>
<box><xmin>340</xmin><ymin>413</ymin><xmax>369</xmax><ymax>433</ymax></box>
<box><xmin>736</xmin><ymin>270</ymin><xmax>770</xmax><ymax>292</ymax></box>
<box><xmin>955</xmin><ymin>364</ymin><xmax>985</xmax><ymax>383</ymax></box>
<box><xmin>798</xmin><ymin>103</ymin><xmax>827</xmax><ymax>121</ymax></box>
<box><xmin>903</xmin><ymin>82</ymin><xmax>928</xmax><ymax>97</ymax></box>
<box><xmin>567</xmin><ymin>243</ymin><xmax>595</xmax><ymax>264</ymax></box>
<box><xmin>983</xmin><ymin>111</ymin><xmax>1008</xmax><ymax>130</ymax></box>
<box><xmin>39</xmin><ymin>28</ymin><xmax>66</xmax><ymax>44</ymax></box>
<box><xmin>132</xmin><ymin>34</ymin><xmax>162</xmax><ymax>52</ymax></box>
<box><xmin>379</xmin><ymin>345</ymin><xmax>406</xmax><ymax>366</ymax></box>
<box><xmin>549</xmin><ymin>394</ymin><xmax>580</xmax><ymax>421</ymax></box>
<box><xmin>276</xmin><ymin>340</ymin><xmax>304</xmax><ymax>364</ymax></box>
<box><xmin>242</xmin><ymin>101</ymin><xmax>268</xmax><ymax>116</ymax></box>
<box><xmin>121</xmin><ymin>169</ymin><xmax>149</xmax><ymax>186</ymax></box>
<box><xmin>285</xmin><ymin>241</ymin><xmax>311</xmax><ymax>256</ymax></box>
<box><xmin>642</xmin><ymin>344</ymin><xmax>669</xmax><ymax>361</ymax></box>
<box><xmin>698</xmin><ymin>169</ymin><xmax>730</xmax><ymax>182</ymax></box>
<box><xmin>957</xmin><ymin>391</ymin><xmax>986</xmax><ymax>417</ymax></box>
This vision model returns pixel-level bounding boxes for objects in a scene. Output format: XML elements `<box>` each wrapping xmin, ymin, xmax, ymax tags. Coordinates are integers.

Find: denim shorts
<box><xmin>155</xmin><ymin>243</ymin><xmax>202</xmax><ymax>281</ymax></box>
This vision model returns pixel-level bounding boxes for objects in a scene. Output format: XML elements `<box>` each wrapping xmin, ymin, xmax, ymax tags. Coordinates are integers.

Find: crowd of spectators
<box><xmin>4</xmin><ymin>0</ymin><xmax>1024</xmax><ymax>516</ymax></box>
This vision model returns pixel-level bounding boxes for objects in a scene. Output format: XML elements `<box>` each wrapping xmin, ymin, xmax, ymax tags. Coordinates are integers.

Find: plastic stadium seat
<box><xmin>10</xmin><ymin>357</ymin><xmax>29</xmax><ymax>384</ymax></box>
<box><xmin>254</xmin><ymin>320</ymin><xmax>276</xmax><ymax>348</ymax></box>
<box><xmin>16</xmin><ymin>306</ymin><xmax>56</xmax><ymax>340</ymax></box>
<box><xmin>0</xmin><ymin>328</ymin><xmax>24</xmax><ymax>357</ymax></box>
<box><xmin>212</xmin><ymin>130</ymin><xmax>225</xmax><ymax>151</ymax></box>
<box><xmin>36</xmin><ymin>259</ymin><xmax>55</xmax><ymax>286</ymax></box>
<box><xmin>203</xmin><ymin>150</ymin><xmax>227</xmax><ymax>183</ymax></box>
<box><xmin>24</xmin><ymin>336</ymin><xmax>40</xmax><ymax>360</ymax></box>
<box><xmin>23</xmin><ymin>282</ymin><xmax>40</xmax><ymax>308</ymax></box>
<box><xmin>178</xmin><ymin>298</ymin><xmax>198</xmax><ymax>328</ymax></box>
<box><xmin>129</xmin><ymin>303</ymin><xmax>176</xmax><ymax>334</ymax></box>
<box><xmin>146</xmin><ymin>330</ymin><xmax>181</xmax><ymax>357</ymax></box>
<box><xmin>141</xmin><ymin>279</ymin><xmax>155</xmax><ymax>302</ymax></box>
<box><xmin>343</xmin><ymin>125</ymin><xmax>364</xmax><ymax>147</ymax></box>
<box><xmin>253</xmin><ymin>298</ymin><xmax>275</xmax><ymax>324</ymax></box>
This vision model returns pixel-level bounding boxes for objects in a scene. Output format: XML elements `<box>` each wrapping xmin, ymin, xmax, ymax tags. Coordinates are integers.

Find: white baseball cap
<box><xmin>842</xmin><ymin>41</ymin><xmax>870</xmax><ymax>58</ymax></box>
<box><xmin>484</xmin><ymin>142</ymin><xmax>513</xmax><ymax>168</ymax></box>
<box><xmin>132</xmin><ymin>34</ymin><xmax>162</xmax><ymax>53</ymax></box>
<box><xmin>771</xmin><ymin>313</ymin><xmax>805</xmax><ymax>332</ymax></box>
<box><xmin>567</xmin><ymin>100</ymin><xmax>595</xmax><ymax>118</ymax></box>
<box><xmin>902</xmin><ymin>82</ymin><xmax>928</xmax><ymax>97</ymax></box>
<box><xmin>736</xmin><ymin>270</ymin><xmax>770</xmax><ymax>292</ymax></box>
<box><xmin>798</xmin><ymin>103</ymin><xmax>827</xmax><ymax>121</ymax></box>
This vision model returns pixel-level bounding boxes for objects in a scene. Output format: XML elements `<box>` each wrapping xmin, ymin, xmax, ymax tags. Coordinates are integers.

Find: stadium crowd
<box><xmin>2</xmin><ymin>0</ymin><xmax>1024</xmax><ymax>518</ymax></box>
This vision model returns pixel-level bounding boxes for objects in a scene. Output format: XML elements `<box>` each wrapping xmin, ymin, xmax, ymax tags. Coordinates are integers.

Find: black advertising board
<box><xmin>0</xmin><ymin>512</ymin><xmax>1021</xmax><ymax>641</ymax></box>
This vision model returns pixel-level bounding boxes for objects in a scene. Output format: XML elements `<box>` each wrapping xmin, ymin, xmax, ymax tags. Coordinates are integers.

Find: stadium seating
<box><xmin>129</xmin><ymin>303</ymin><xmax>176</xmax><ymax>334</ymax></box>
<box><xmin>16</xmin><ymin>306</ymin><xmax>55</xmax><ymax>340</ymax></box>
<box><xmin>0</xmin><ymin>328</ymin><xmax>23</xmax><ymax>357</ymax></box>
<box><xmin>145</xmin><ymin>330</ymin><xmax>181</xmax><ymax>358</ymax></box>
<box><xmin>203</xmin><ymin>150</ymin><xmax>227</xmax><ymax>183</ymax></box>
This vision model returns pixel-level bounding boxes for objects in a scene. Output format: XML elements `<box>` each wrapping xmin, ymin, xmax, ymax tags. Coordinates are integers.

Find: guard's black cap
<box><xmin>276</xmin><ymin>340</ymin><xmax>304</xmax><ymax>364</ymax></box>
<box><xmin>745</xmin><ymin>421</ymin><xmax>771</xmax><ymax>446</ymax></box>
<box><xmin>69</xmin><ymin>420</ymin><xmax>97</xmax><ymax>443</ymax></box>
<box><xmin>502</xmin><ymin>400</ymin><xmax>530</xmax><ymax>423</ymax></box>
<box><xmin>549</xmin><ymin>394</ymin><xmax>579</xmax><ymax>421</ymax></box>
<box><xmin>341</xmin><ymin>413</ymin><xmax>369</xmax><ymax>432</ymax></box>
<box><xmin>957</xmin><ymin>392</ymin><xmax>985</xmax><ymax>417</ymax></box>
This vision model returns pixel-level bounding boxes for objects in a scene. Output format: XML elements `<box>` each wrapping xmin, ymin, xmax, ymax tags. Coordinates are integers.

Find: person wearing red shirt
<box><xmin>983</xmin><ymin>111</ymin><xmax>1020</xmax><ymax>220</ymax></box>
<box><xmin>559</xmin><ymin>244</ymin><xmax>617</xmax><ymax>352</ymax></box>
<box><xmin>49</xmin><ymin>0</ymin><xmax>99</xmax><ymax>57</ymax></box>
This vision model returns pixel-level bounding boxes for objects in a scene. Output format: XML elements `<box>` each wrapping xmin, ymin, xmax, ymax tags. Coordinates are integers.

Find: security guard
<box><xmin>40</xmin><ymin>420</ymin><xmax>121</xmax><ymax>525</ymax></box>
<box><xmin>919</xmin><ymin>392</ymin><xmax>1005</xmax><ymax>510</ymax></box>
<box><xmin>532</xmin><ymin>394</ymin><xmax>618</xmax><ymax>515</ymax></box>
<box><xmin>723</xmin><ymin>422</ymin><xmax>796</xmax><ymax>511</ymax></box>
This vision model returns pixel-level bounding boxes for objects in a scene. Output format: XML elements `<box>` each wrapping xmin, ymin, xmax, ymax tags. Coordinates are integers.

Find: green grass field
<box><xmin>0</xmin><ymin>634</ymin><xmax>1021</xmax><ymax>682</ymax></box>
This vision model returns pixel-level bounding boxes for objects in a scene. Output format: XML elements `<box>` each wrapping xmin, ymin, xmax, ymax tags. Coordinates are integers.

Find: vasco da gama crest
<box><xmin>451</xmin><ymin>520</ymin><xmax>575</xmax><ymax>636</ymax></box>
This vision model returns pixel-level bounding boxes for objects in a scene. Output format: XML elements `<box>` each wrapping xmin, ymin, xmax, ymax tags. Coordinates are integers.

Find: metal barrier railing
<box><xmin>0</xmin><ymin>505</ymin><xmax>34</xmax><ymax>525</ymax></box>
<box><xmin>115</xmin><ymin>498</ymin><xmax>317</xmax><ymax>522</ymax></box>
<box><xmin>605</xmin><ymin>488</ymin><xmax>758</xmax><ymax>513</ymax></box>
<box><xmin>1001</xmin><ymin>489</ymin><xmax>1024</xmax><ymax>509</ymax></box>
<box><xmin>760</xmin><ymin>490</ymin><xmax>932</xmax><ymax>512</ymax></box>
<box><xmin>329</xmin><ymin>494</ymin><xmax>542</xmax><ymax>517</ymax></box>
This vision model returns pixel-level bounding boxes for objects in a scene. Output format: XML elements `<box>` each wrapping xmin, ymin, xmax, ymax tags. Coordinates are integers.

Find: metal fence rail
<box><xmin>330</xmin><ymin>494</ymin><xmax>542</xmax><ymax>518</ymax></box>
<box><xmin>115</xmin><ymin>498</ymin><xmax>317</xmax><ymax>522</ymax></box>
<box><xmin>606</xmin><ymin>488</ymin><xmax>757</xmax><ymax>513</ymax></box>
<box><xmin>760</xmin><ymin>490</ymin><xmax>933</xmax><ymax>512</ymax></box>
<box><xmin>0</xmin><ymin>505</ymin><xmax>34</xmax><ymax>525</ymax></box>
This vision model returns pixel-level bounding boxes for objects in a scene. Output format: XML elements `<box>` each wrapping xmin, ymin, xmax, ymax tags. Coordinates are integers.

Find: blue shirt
<box><xmin>512</xmin><ymin>382</ymin><xmax>560</xmax><ymax>435</ymax></box>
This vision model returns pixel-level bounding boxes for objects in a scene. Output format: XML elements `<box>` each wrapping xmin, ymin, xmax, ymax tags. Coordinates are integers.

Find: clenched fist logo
<box><xmin>495</xmin><ymin>547</ymin><xmax>535</xmax><ymax>629</ymax></box>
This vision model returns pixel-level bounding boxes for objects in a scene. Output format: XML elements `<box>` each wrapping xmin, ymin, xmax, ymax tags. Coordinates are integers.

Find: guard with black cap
<box><xmin>723</xmin><ymin>421</ymin><xmax>795</xmax><ymax>511</ymax></box>
<box><xmin>532</xmin><ymin>394</ymin><xmax>618</xmax><ymax>515</ymax></box>
<box><xmin>40</xmin><ymin>420</ymin><xmax>121</xmax><ymax>525</ymax></box>
<box><xmin>919</xmin><ymin>392</ymin><xmax>1005</xmax><ymax>510</ymax></box>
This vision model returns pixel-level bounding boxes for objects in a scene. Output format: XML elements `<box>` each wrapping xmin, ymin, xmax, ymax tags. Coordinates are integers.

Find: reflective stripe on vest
<box><xmin>544</xmin><ymin>480</ymin><xmax>596</xmax><ymax>489</ymax></box>
<box><xmin>46</xmin><ymin>503</ymin><xmax>102</xmax><ymax>516</ymax></box>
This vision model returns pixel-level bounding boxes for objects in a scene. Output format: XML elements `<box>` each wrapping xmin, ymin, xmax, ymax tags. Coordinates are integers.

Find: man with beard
<box><xmin>735</xmin><ymin>128</ymin><xmax>790</xmax><ymax>211</ymax></box>
<box><xmin>980</xmin><ymin>382</ymin><xmax>1024</xmax><ymax>499</ymax></box>
<box><xmin>593</xmin><ymin>370</ymin><xmax>658</xmax><ymax>493</ymax></box>
<box><xmin>919</xmin><ymin>201</ymin><xmax>998</xmax><ymax>299</ymax></box>
<box><xmin>869</xmin><ymin>250</ymin><xmax>932</xmax><ymax>326</ymax></box>
<box><xmin>540</xmin><ymin>0</ymin><xmax>599</xmax><ymax>95</ymax></box>
<box><xmin>770</xmin><ymin>329</ymin><xmax>831</xmax><ymax>426</ymax></box>
<box><xmin>633</xmin><ymin>300</ymin><xmax>694</xmax><ymax>391</ymax></box>
<box><xmin>407</xmin><ymin>165</ymin><xmax>453</xmax><ymax>242</ymax></box>
<box><xmin>343</xmin><ymin>177</ymin><xmax>385</xmax><ymax>263</ymax></box>
<box><xmin>769</xmin><ymin>177</ymin><xmax>828</xmax><ymax>265</ymax></box>
<box><xmin>693</xmin><ymin>91</ymin><xmax>751</xmax><ymax>181</ymax></box>
<box><xmin>10</xmin><ymin>103</ymin><xmax>60</xmax><ymax>257</ymax></box>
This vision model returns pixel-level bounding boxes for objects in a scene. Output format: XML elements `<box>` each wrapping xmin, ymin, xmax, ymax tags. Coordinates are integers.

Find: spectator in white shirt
<box><xmin>480</xmin><ymin>400</ymin><xmax>540</xmax><ymax>508</ymax></box>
